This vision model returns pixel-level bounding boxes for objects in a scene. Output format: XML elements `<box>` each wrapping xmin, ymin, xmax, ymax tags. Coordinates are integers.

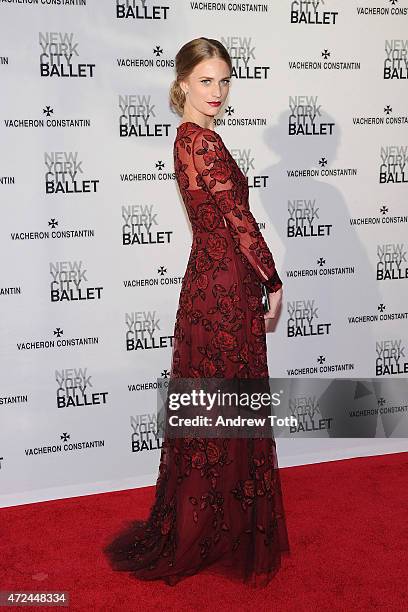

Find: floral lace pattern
<box><xmin>103</xmin><ymin>122</ymin><xmax>289</xmax><ymax>588</ymax></box>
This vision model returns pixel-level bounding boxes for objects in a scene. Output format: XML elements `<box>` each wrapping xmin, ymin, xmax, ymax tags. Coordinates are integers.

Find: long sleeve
<box><xmin>191</xmin><ymin>128</ymin><xmax>282</xmax><ymax>293</ymax></box>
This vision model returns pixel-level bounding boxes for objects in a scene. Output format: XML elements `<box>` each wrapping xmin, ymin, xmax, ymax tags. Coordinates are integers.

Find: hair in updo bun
<box><xmin>169</xmin><ymin>80</ymin><xmax>186</xmax><ymax>116</ymax></box>
<box><xmin>169</xmin><ymin>37</ymin><xmax>232</xmax><ymax>116</ymax></box>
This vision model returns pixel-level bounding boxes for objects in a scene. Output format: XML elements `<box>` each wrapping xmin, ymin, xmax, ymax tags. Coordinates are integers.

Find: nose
<box><xmin>212</xmin><ymin>84</ymin><xmax>222</xmax><ymax>99</ymax></box>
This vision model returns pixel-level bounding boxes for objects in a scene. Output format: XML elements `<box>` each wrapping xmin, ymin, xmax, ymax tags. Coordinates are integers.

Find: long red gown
<box><xmin>103</xmin><ymin>121</ymin><xmax>290</xmax><ymax>588</ymax></box>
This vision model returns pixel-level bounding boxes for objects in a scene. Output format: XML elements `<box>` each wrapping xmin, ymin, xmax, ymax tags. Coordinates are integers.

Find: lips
<box><xmin>207</xmin><ymin>101</ymin><xmax>221</xmax><ymax>107</ymax></box>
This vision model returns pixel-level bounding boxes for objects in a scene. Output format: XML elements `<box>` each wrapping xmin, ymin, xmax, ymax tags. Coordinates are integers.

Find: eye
<box><xmin>200</xmin><ymin>79</ymin><xmax>230</xmax><ymax>85</ymax></box>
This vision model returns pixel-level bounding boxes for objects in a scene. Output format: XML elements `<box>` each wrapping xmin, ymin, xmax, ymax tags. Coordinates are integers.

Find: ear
<box><xmin>179</xmin><ymin>80</ymin><xmax>188</xmax><ymax>95</ymax></box>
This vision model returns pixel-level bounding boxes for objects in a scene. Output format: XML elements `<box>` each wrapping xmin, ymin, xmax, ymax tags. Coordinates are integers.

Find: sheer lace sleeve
<box><xmin>191</xmin><ymin>128</ymin><xmax>282</xmax><ymax>293</ymax></box>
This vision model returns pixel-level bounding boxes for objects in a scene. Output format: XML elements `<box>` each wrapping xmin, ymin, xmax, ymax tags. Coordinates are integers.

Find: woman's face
<box><xmin>180</xmin><ymin>58</ymin><xmax>231</xmax><ymax>119</ymax></box>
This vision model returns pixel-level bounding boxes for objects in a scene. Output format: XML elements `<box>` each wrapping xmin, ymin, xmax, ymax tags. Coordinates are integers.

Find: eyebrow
<box><xmin>198</xmin><ymin>75</ymin><xmax>231</xmax><ymax>79</ymax></box>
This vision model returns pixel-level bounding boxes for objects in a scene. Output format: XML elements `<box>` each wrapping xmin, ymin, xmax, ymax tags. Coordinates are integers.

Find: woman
<box><xmin>103</xmin><ymin>37</ymin><xmax>290</xmax><ymax>588</ymax></box>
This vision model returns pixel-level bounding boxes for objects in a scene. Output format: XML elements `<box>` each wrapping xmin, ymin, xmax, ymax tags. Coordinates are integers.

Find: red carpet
<box><xmin>1</xmin><ymin>451</ymin><xmax>407</xmax><ymax>611</ymax></box>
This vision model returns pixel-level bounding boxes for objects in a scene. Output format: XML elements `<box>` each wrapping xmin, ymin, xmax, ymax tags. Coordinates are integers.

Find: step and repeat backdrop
<box><xmin>1</xmin><ymin>1</ymin><xmax>408</xmax><ymax>507</ymax></box>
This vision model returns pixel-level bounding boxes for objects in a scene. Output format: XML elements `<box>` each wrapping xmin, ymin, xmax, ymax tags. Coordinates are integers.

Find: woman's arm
<box><xmin>191</xmin><ymin>128</ymin><xmax>282</xmax><ymax>293</ymax></box>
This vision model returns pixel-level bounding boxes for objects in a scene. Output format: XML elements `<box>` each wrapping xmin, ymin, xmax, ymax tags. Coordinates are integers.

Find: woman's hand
<box><xmin>263</xmin><ymin>286</ymin><xmax>283</xmax><ymax>320</ymax></box>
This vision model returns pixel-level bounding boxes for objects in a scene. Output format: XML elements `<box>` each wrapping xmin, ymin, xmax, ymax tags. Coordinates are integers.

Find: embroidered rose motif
<box><xmin>197</xmin><ymin>203</ymin><xmax>221</xmax><ymax>231</ymax></box>
<box><xmin>205</xmin><ymin>233</ymin><xmax>227</xmax><ymax>261</ymax></box>
<box><xmin>196</xmin><ymin>273</ymin><xmax>209</xmax><ymax>290</ymax></box>
<box><xmin>200</xmin><ymin>357</ymin><xmax>217</xmax><ymax>377</ymax></box>
<box><xmin>179</xmin><ymin>292</ymin><xmax>193</xmax><ymax>313</ymax></box>
<box><xmin>202</xmin><ymin>147</ymin><xmax>217</xmax><ymax>166</ymax></box>
<box><xmin>195</xmin><ymin>250</ymin><xmax>212</xmax><ymax>273</ymax></box>
<box><xmin>191</xmin><ymin>450</ymin><xmax>207</xmax><ymax>469</ymax></box>
<box><xmin>206</xmin><ymin>441</ymin><xmax>221</xmax><ymax>465</ymax></box>
<box><xmin>213</xmin><ymin>330</ymin><xmax>237</xmax><ymax>352</ymax></box>
<box><xmin>217</xmin><ymin>295</ymin><xmax>234</xmax><ymax>316</ymax></box>
<box><xmin>214</xmin><ymin>189</ymin><xmax>235</xmax><ymax>214</ymax></box>
<box><xmin>243</xmin><ymin>479</ymin><xmax>255</xmax><ymax>498</ymax></box>
<box><xmin>210</xmin><ymin>159</ymin><xmax>232</xmax><ymax>182</ymax></box>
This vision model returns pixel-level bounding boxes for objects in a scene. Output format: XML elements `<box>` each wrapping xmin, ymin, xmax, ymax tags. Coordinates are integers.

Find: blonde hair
<box><xmin>169</xmin><ymin>37</ymin><xmax>232</xmax><ymax>116</ymax></box>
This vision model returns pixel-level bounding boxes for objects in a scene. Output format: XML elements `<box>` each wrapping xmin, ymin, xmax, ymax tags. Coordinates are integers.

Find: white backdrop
<box><xmin>1</xmin><ymin>1</ymin><xmax>408</xmax><ymax>508</ymax></box>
